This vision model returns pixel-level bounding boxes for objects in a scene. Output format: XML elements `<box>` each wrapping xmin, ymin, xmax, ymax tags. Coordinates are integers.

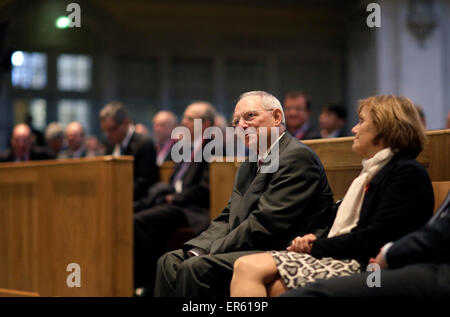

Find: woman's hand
<box><xmin>369</xmin><ymin>249</ymin><xmax>389</xmax><ymax>270</ymax></box>
<box><xmin>286</xmin><ymin>234</ymin><xmax>317</xmax><ymax>254</ymax></box>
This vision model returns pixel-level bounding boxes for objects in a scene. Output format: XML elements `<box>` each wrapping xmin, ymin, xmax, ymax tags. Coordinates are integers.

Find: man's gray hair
<box><xmin>238</xmin><ymin>91</ymin><xmax>285</xmax><ymax>125</ymax></box>
<box><xmin>99</xmin><ymin>101</ymin><xmax>129</xmax><ymax>124</ymax></box>
<box><xmin>45</xmin><ymin>122</ymin><xmax>64</xmax><ymax>141</ymax></box>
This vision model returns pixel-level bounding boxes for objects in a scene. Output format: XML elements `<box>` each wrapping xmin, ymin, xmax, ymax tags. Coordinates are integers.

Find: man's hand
<box><xmin>286</xmin><ymin>233</ymin><xmax>317</xmax><ymax>254</ymax></box>
<box><xmin>369</xmin><ymin>249</ymin><xmax>389</xmax><ymax>270</ymax></box>
<box><xmin>165</xmin><ymin>194</ymin><xmax>174</xmax><ymax>204</ymax></box>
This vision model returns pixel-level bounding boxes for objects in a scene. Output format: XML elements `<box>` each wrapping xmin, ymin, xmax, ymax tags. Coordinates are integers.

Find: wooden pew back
<box><xmin>0</xmin><ymin>157</ymin><xmax>134</xmax><ymax>297</ymax></box>
<box><xmin>432</xmin><ymin>181</ymin><xmax>450</xmax><ymax>213</ymax></box>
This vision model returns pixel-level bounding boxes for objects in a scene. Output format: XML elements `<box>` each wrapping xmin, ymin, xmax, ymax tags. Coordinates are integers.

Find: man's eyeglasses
<box><xmin>231</xmin><ymin>110</ymin><xmax>273</xmax><ymax>127</ymax></box>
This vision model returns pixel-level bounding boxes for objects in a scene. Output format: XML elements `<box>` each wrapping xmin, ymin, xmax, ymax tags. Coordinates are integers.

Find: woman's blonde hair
<box><xmin>358</xmin><ymin>95</ymin><xmax>426</xmax><ymax>157</ymax></box>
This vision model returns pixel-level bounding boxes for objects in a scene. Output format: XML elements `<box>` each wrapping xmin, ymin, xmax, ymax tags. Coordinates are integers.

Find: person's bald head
<box><xmin>11</xmin><ymin>124</ymin><xmax>32</xmax><ymax>159</ymax></box>
<box><xmin>65</xmin><ymin>121</ymin><xmax>85</xmax><ymax>152</ymax></box>
<box><xmin>152</xmin><ymin>111</ymin><xmax>178</xmax><ymax>144</ymax></box>
<box><xmin>182</xmin><ymin>102</ymin><xmax>216</xmax><ymax>140</ymax></box>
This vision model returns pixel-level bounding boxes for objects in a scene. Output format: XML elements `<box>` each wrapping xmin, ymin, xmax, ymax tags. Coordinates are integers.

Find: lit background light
<box><xmin>11</xmin><ymin>51</ymin><xmax>24</xmax><ymax>66</ymax></box>
<box><xmin>56</xmin><ymin>16</ymin><xmax>70</xmax><ymax>29</ymax></box>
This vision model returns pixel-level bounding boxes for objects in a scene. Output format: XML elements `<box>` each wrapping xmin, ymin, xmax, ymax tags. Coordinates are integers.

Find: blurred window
<box><xmin>57</xmin><ymin>54</ymin><xmax>92</xmax><ymax>91</ymax></box>
<box><xmin>11</xmin><ymin>51</ymin><xmax>47</xmax><ymax>89</ymax></box>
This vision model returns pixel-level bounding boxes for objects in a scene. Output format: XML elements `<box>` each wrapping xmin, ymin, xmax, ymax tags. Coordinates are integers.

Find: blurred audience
<box><xmin>135</xmin><ymin>123</ymin><xmax>150</xmax><ymax>138</ymax></box>
<box><xmin>58</xmin><ymin>122</ymin><xmax>90</xmax><ymax>159</ymax></box>
<box><xmin>100</xmin><ymin>101</ymin><xmax>158</xmax><ymax>200</ymax></box>
<box><xmin>25</xmin><ymin>113</ymin><xmax>45</xmax><ymax>147</ymax></box>
<box><xmin>134</xmin><ymin>102</ymin><xmax>216</xmax><ymax>296</ymax></box>
<box><xmin>319</xmin><ymin>103</ymin><xmax>348</xmax><ymax>138</ymax></box>
<box><xmin>283</xmin><ymin>91</ymin><xmax>320</xmax><ymax>140</ymax></box>
<box><xmin>45</xmin><ymin>122</ymin><xmax>65</xmax><ymax>157</ymax></box>
<box><xmin>0</xmin><ymin>124</ymin><xmax>52</xmax><ymax>162</ymax></box>
<box><xmin>85</xmin><ymin>135</ymin><xmax>106</xmax><ymax>157</ymax></box>
<box><xmin>152</xmin><ymin>111</ymin><xmax>178</xmax><ymax>166</ymax></box>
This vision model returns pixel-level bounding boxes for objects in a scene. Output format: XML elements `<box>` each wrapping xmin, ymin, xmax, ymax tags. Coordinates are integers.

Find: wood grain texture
<box><xmin>432</xmin><ymin>181</ymin><xmax>450</xmax><ymax>213</ymax></box>
<box><xmin>159</xmin><ymin>161</ymin><xmax>175</xmax><ymax>184</ymax></box>
<box><xmin>0</xmin><ymin>156</ymin><xmax>133</xmax><ymax>297</ymax></box>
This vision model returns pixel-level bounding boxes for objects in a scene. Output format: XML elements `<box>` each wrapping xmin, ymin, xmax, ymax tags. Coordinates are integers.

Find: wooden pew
<box><xmin>159</xmin><ymin>161</ymin><xmax>175</xmax><ymax>183</ymax></box>
<box><xmin>0</xmin><ymin>156</ymin><xmax>133</xmax><ymax>297</ymax></box>
<box><xmin>0</xmin><ymin>288</ymin><xmax>39</xmax><ymax>297</ymax></box>
<box><xmin>432</xmin><ymin>181</ymin><xmax>450</xmax><ymax>213</ymax></box>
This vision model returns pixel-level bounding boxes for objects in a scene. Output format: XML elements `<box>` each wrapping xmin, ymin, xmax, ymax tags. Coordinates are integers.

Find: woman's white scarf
<box><xmin>327</xmin><ymin>148</ymin><xmax>394</xmax><ymax>238</ymax></box>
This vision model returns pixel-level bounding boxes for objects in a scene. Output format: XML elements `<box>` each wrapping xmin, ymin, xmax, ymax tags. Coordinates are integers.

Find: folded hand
<box><xmin>286</xmin><ymin>233</ymin><xmax>317</xmax><ymax>254</ymax></box>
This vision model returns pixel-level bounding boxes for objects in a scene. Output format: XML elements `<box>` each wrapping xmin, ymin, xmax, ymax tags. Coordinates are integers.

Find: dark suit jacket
<box><xmin>135</xmin><ymin>139</ymin><xmax>213</xmax><ymax>233</ymax></box>
<box><xmin>183</xmin><ymin>132</ymin><xmax>334</xmax><ymax>255</ymax></box>
<box><xmin>386</xmin><ymin>192</ymin><xmax>450</xmax><ymax>268</ymax></box>
<box><xmin>0</xmin><ymin>147</ymin><xmax>54</xmax><ymax>162</ymax></box>
<box><xmin>106</xmin><ymin>131</ymin><xmax>158</xmax><ymax>200</ymax></box>
<box><xmin>169</xmin><ymin>153</ymin><xmax>211</xmax><ymax>234</ymax></box>
<box><xmin>310</xmin><ymin>153</ymin><xmax>434</xmax><ymax>265</ymax></box>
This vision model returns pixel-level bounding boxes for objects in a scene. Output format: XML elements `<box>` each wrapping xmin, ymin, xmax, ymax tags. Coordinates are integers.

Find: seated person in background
<box><xmin>135</xmin><ymin>123</ymin><xmax>150</xmax><ymax>138</ymax></box>
<box><xmin>58</xmin><ymin>122</ymin><xmax>91</xmax><ymax>159</ymax></box>
<box><xmin>154</xmin><ymin>90</ymin><xmax>334</xmax><ymax>297</ymax></box>
<box><xmin>25</xmin><ymin>113</ymin><xmax>46</xmax><ymax>147</ymax></box>
<box><xmin>0</xmin><ymin>124</ymin><xmax>53</xmax><ymax>162</ymax></box>
<box><xmin>283</xmin><ymin>91</ymin><xmax>320</xmax><ymax>140</ymax></box>
<box><xmin>152</xmin><ymin>111</ymin><xmax>178</xmax><ymax>165</ymax></box>
<box><xmin>283</xmin><ymin>192</ymin><xmax>450</xmax><ymax>297</ymax></box>
<box><xmin>100</xmin><ymin>101</ymin><xmax>158</xmax><ymax>201</ymax></box>
<box><xmin>45</xmin><ymin>122</ymin><xmax>65</xmax><ymax>158</ymax></box>
<box><xmin>134</xmin><ymin>102</ymin><xmax>216</xmax><ymax>296</ymax></box>
<box><xmin>230</xmin><ymin>95</ymin><xmax>434</xmax><ymax>297</ymax></box>
<box><xmin>319</xmin><ymin>103</ymin><xmax>348</xmax><ymax>138</ymax></box>
<box><xmin>85</xmin><ymin>135</ymin><xmax>106</xmax><ymax>156</ymax></box>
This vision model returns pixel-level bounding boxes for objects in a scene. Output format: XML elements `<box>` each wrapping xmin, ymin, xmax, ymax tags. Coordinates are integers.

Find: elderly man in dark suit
<box><xmin>134</xmin><ymin>102</ymin><xmax>216</xmax><ymax>296</ymax></box>
<box><xmin>154</xmin><ymin>90</ymin><xmax>334</xmax><ymax>297</ymax></box>
<box><xmin>100</xmin><ymin>102</ymin><xmax>158</xmax><ymax>201</ymax></box>
<box><xmin>283</xmin><ymin>192</ymin><xmax>450</xmax><ymax>297</ymax></box>
<box><xmin>0</xmin><ymin>124</ymin><xmax>52</xmax><ymax>162</ymax></box>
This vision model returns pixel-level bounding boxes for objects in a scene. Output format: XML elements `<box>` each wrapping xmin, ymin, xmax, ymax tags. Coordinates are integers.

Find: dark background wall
<box><xmin>0</xmin><ymin>0</ymin><xmax>369</xmax><ymax>149</ymax></box>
